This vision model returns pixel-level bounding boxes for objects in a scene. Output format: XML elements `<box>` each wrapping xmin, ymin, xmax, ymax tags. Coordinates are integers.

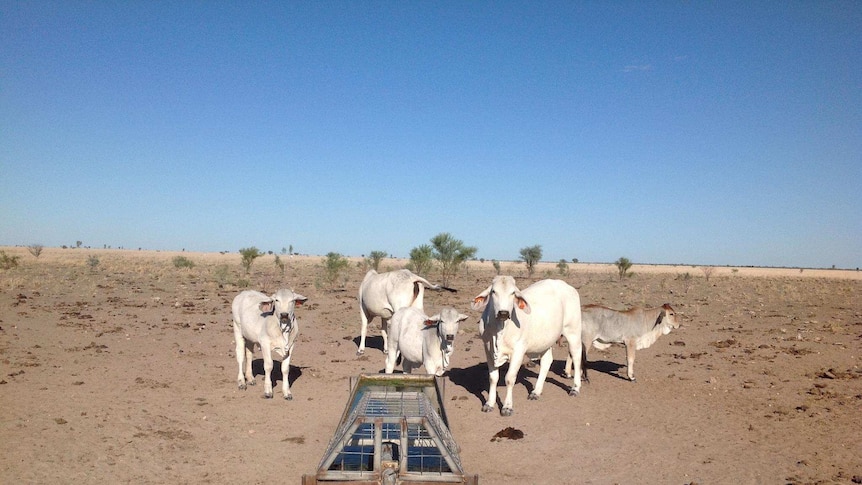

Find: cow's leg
<box><xmin>564</xmin><ymin>332</ymin><xmax>583</xmax><ymax>396</ymax></box>
<box><xmin>384</xmin><ymin>347</ymin><xmax>398</xmax><ymax>374</ymax></box>
<box><xmin>529</xmin><ymin>349</ymin><xmax>554</xmax><ymax>400</ymax></box>
<box><xmin>234</xmin><ymin>326</ymin><xmax>247</xmax><ymax>389</ymax></box>
<box><xmin>483</xmin><ymin>364</ymin><xmax>499</xmax><ymax>413</ymax></box>
<box><xmin>261</xmin><ymin>338</ymin><xmax>274</xmax><ymax>398</ymax></box>
<box><xmin>281</xmin><ymin>350</ymin><xmax>293</xmax><ymax>400</ymax></box>
<box><xmin>501</xmin><ymin>352</ymin><xmax>525</xmax><ymax>416</ymax></box>
<box><xmin>624</xmin><ymin>341</ymin><xmax>637</xmax><ymax>382</ymax></box>
<box><xmin>581</xmin><ymin>343</ymin><xmax>591</xmax><ymax>383</ymax></box>
<box><xmin>358</xmin><ymin>308</ymin><xmax>370</xmax><ymax>355</ymax></box>
<box><xmin>244</xmin><ymin>342</ymin><xmax>255</xmax><ymax>386</ymax></box>
<box><xmin>402</xmin><ymin>359</ymin><xmax>416</xmax><ymax>375</ymax></box>
<box><xmin>381</xmin><ymin>318</ymin><xmax>389</xmax><ymax>354</ymax></box>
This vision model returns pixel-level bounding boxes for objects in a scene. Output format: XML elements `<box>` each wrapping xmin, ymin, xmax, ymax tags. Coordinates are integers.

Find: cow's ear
<box><xmin>457</xmin><ymin>313</ymin><xmax>469</xmax><ymax>322</ymax></box>
<box><xmin>471</xmin><ymin>286</ymin><xmax>492</xmax><ymax>311</ymax></box>
<box><xmin>515</xmin><ymin>293</ymin><xmax>531</xmax><ymax>314</ymax></box>
<box><xmin>294</xmin><ymin>294</ymin><xmax>308</xmax><ymax>306</ymax></box>
<box><xmin>425</xmin><ymin>315</ymin><xmax>440</xmax><ymax>326</ymax></box>
<box><xmin>259</xmin><ymin>300</ymin><xmax>274</xmax><ymax>313</ymax></box>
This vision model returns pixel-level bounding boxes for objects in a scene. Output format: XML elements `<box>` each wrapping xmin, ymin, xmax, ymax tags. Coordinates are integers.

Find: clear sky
<box><xmin>2</xmin><ymin>1</ymin><xmax>860</xmax><ymax>268</ymax></box>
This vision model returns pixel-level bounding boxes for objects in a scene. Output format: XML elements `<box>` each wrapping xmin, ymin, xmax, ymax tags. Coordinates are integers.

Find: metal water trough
<box><xmin>302</xmin><ymin>373</ymin><xmax>478</xmax><ymax>485</ymax></box>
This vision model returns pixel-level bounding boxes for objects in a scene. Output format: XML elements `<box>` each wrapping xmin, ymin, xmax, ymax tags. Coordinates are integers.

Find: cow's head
<box><xmin>425</xmin><ymin>307</ymin><xmax>469</xmax><ymax>355</ymax></box>
<box><xmin>657</xmin><ymin>303</ymin><xmax>680</xmax><ymax>335</ymax></box>
<box><xmin>259</xmin><ymin>288</ymin><xmax>308</xmax><ymax>333</ymax></box>
<box><xmin>424</xmin><ymin>307</ymin><xmax>468</xmax><ymax>373</ymax></box>
<box><xmin>471</xmin><ymin>275</ymin><xmax>531</xmax><ymax>321</ymax></box>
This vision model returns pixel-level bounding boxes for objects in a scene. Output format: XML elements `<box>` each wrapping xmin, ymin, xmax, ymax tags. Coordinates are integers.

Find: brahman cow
<box><xmin>385</xmin><ymin>306</ymin><xmax>468</xmax><ymax>376</ymax></box>
<box><xmin>472</xmin><ymin>276</ymin><xmax>583</xmax><ymax>416</ymax></box>
<box><xmin>357</xmin><ymin>269</ymin><xmax>455</xmax><ymax>355</ymax></box>
<box><xmin>564</xmin><ymin>303</ymin><xmax>680</xmax><ymax>382</ymax></box>
<box><xmin>232</xmin><ymin>288</ymin><xmax>307</xmax><ymax>399</ymax></box>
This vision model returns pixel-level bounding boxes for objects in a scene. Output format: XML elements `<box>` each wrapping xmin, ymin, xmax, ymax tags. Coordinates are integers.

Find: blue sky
<box><xmin>2</xmin><ymin>1</ymin><xmax>860</xmax><ymax>268</ymax></box>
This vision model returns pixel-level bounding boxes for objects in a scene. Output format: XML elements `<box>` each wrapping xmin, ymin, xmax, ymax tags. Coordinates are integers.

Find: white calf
<box><xmin>232</xmin><ymin>289</ymin><xmax>307</xmax><ymax>400</ymax></box>
<box><xmin>385</xmin><ymin>307</ymin><xmax>468</xmax><ymax>376</ymax></box>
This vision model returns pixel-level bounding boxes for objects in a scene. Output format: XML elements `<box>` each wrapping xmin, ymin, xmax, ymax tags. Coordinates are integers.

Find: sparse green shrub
<box><xmin>520</xmin><ymin>245</ymin><xmax>543</xmax><ymax>277</ymax></box>
<box><xmin>214</xmin><ymin>265</ymin><xmax>230</xmax><ymax>285</ymax></box>
<box><xmin>407</xmin><ymin>244</ymin><xmax>434</xmax><ymax>276</ymax></box>
<box><xmin>87</xmin><ymin>255</ymin><xmax>100</xmax><ymax>270</ymax></box>
<box><xmin>172</xmin><ymin>256</ymin><xmax>195</xmax><ymax>269</ymax></box>
<box><xmin>556</xmin><ymin>259</ymin><xmax>569</xmax><ymax>276</ymax></box>
<box><xmin>678</xmin><ymin>272</ymin><xmax>692</xmax><ymax>294</ymax></box>
<box><xmin>492</xmin><ymin>260</ymin><xmax>501</xmax><ymax>275</ymax></box>
<box><xmin>236</xmin><ymin>278</ymin><xmax>250</xmax><ymax>288</ymax></box>
<box><xmin>615</xmin><ymin>257</ymin><xmax>633</xmax><ymax>281</ymax></box>
<box><xmin>366</xmin><ymin>250</ymin><xmax>387</xmax><ymax>272</ymax></box>
<box><xmin>0</xmin><ymin>250</ymin><xmax>20</xmax><ymax>270</ymax></box>
<box><xmin>274</xmin><ymin>255</ymin><xmax>285</xmax><ymax>273</ymax></box>
<box><xmin>430</xmin><ymin>233</ymin><xmax>477</xmax><ymax>286</ymax></box>
<box><xmin>322</xmin><ymin>252</ymin><xmax>349</xmax><ymax>289</ymax></box>
<box><xmin>239</xmin><ymin>247</ymin><xmax>262</xmax><ymax>273</ymax></box>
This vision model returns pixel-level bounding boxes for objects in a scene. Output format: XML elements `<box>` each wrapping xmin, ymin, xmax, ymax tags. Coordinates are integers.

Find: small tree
<box><xmin>274</xmin><ymin>255</ymin><xmax>285</xmax><ymax>273</ymax></box>
<box><xmin>519</xmin><ymin>245</ymin><xmax>543</xmax><ymax>277</ymax></box>
<box><xmin>322</xmin><ymin>252</ymin><xmax>349</xmax><ymax>288</ymax></box>
<box><xmin>407</xmin><ymin>244</ymin><xmax>434</xmax><ymax>276</ymax></box>
<box><xmin>430</xmin><ymin>233</ymin><xmax>477</xmax><ymax>286</ymax></box>
<box><xmin>87</xmin><ymin>255</ymin><xmax>100</xmax><ymax>271</ymax></box>
<box><xmin>556</xmin><ymin>259</ymin><xmax>569</xmax><ymax>276</ymax></box>
<box><xmin>366</xmin><ymin>250</ymin><xmax>387</xmax><ymax>272</ymax></box>
<box><xmin>27</xmin><ymin>244</ymin><xmax>44</xmax><ymax>258</ymax></box>
<box><xmin>492</xmin><ymin>259</ymin><xmax>502</xmax><ymax>275</ymax></box>
<box><xmin>239</xmin><ymin>247</ymin><xmax>262</xmax><ymax>273</ymax></box>
<box><xmin>615</xmin><ymin>257</ymin><xmax>633</xmax><ymax>281</ymax></box>
<box><xmin>701</xmin><ymin>266</ymin><xmax>715</xmax><ymax>282</ymax></box>
<box><xmin>76</xmin><ymin>240</ymin><xmax>83</xmax><ymax>249</ymax></box>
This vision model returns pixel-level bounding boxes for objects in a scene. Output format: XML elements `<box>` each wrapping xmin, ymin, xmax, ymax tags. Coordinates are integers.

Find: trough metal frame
<box><xmin>302</xmin><ymin>373</ymin><xmax>478</xmax><ymax>485</ymax></box>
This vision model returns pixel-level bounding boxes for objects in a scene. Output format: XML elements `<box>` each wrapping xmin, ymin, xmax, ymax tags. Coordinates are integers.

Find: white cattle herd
<box><xmin>230</xmin><ymin>269</ymin><xmax>680</xmax><ymax>415</ymax></box>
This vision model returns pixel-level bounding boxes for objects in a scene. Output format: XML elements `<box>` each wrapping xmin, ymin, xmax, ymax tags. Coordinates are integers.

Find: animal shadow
<box><xmin>352</xmin><ymin>335</ymin><xmax>386</xmax><ymax>354</ymax></box>
<box><xmin>588</xmin><ymin>359</ymin><xmax>630</xmax><ymax>381</ymax></box>
<box><xmin>446</xmin><ymin>363</ymin><xmax>488</xmax><ymax>404</ymax></box>
<box><xmin>251</xmin><ymin>359</ymin><xmax>304</xmax><ymax>387</ymax></box>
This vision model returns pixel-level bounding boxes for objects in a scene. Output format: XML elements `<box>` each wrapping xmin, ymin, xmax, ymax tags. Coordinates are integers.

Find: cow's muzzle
<box><xmin>496</xmin><ymin>310</ymin><xmax>510</xmax><ymax>320</ymax></box>
<box><xmin>279</xmin><ymin>313</ymin><xmax>293</xmax><ymax>330</ymax></box>
<box><xmin>445</xmin><ymin>334</ymin><xmax>455</xmax><ymax>343</ymax></box>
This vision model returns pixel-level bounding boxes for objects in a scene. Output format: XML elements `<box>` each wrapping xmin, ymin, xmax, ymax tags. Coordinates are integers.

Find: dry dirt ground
<box><xmin>1</xmin><ymin>248</ymin><xmax>860</xmax><ymax>484</ymax></box>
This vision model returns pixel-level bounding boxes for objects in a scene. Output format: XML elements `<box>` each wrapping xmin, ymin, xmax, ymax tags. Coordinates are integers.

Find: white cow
<box><xmin>471</xmin><ymin>276</ymin><xmax>583</xmax><ymax>416</ymax></box>
<box><xmin>564</xmin><ymin>303</ymin><xmax>680</xmax><ymax>382</ymax></box>
<box><xmin>232</xmin><ymin>289</ymin><xmax>307</xmax><ymax>400</ymax></box>
<box><xmin>357</xmin><ymin>269</ymin><xmax>455</xmax><ymax>355</ymax></box>
<box><xmin>385</xmin><ymin>306</ymin><xmax>468</xmax><ymax>376</ymax></box>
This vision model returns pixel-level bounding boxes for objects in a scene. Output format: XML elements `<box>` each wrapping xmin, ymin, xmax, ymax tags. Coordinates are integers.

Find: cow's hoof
<box><xmin>264</xmin><ymin>392</ymin><xmax>273</xmax><ymax>399</ymax></box>
<box><xmin>247</xmin><ymin>379</ymin><xmax>256</xmax><ymax>386</ymax></box>
<box><xmin>481</xmin><ymin>404</ymin><xmax>494</xmax><ymax>413</ymax></box>
<box><xmin>356</xmin><ymin>349</ymin><xmax>365</xmax><ymax>356</ymax></box>
<box><xmin>629</xmin><ymin>377</ymin><xmax>637</xmax><ymax>383</ymax></box>
<box><xmin>528</xmin><ymin>392</ymin><xmax>540</xmax><ymax>400</ymax></box>
<box><xmin>568</xmin><ymin>388</ymin><xmax>580</xmax><ymax>397</ymax></box>
<box><xmin>238</xmin><ymin>382</ymin><xmax>247</xmax><ymax>390</ymax></box>
<box><xmin>284</xmin><ymin>394</ymin><xmax>293</xmax><ymax>401</ymax></box>
<box><xmin>563</xmin><ymin>372</ymin><xmax>572</xmax><ymax>379</ymax></box>
<box><xmin>501</xmin><ymin>408</ymin><xmax>513</xmax><ymax>417</ymax></box>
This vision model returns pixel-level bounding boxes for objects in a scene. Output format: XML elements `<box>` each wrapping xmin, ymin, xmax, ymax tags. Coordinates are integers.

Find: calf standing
<box><xmin>565</xmin><ymin>303</ymin><xmax>680</xmax><ymax>382</ymax></box>
<box><xmin>385</xmin><ymin>307</ymin><xmax>468</xmax><ymax>376</ymax></box>
<box><xmin>232</xmin><ymin>289</ymin><xmax>307</xmax><ymax>399</ymax></box>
